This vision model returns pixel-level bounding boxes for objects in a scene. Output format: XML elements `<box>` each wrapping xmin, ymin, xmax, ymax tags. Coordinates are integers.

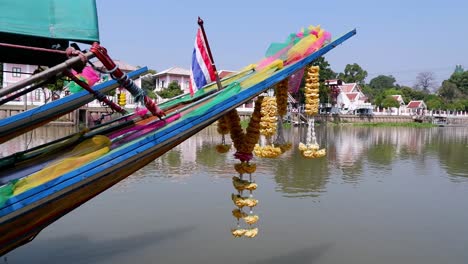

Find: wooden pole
<box><xmin>197</xmin><ymin>17</ymin><xmax>223</xmax><ymax>91</ymax></box>
<box><xmin>0</xmin><ymin>52</ymin><xmax>95</xmax><ymax>98</ymax></box>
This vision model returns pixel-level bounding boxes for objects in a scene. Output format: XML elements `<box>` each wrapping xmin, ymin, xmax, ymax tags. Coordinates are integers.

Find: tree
<box><xmin>415</xmin><ymin>71</ymin><xmax>436</xmax><ymax>93</ymax></box>
<box><xmin>311</xmin><ymin>57</ymin><xmax>336</xmax><ymax>103</ymax></box>
<box><xmin>337</xmin><ymin>63</ymin><xmax>367</xmax><ymax>85</ymax></box>
<box><xmin>425</xmin><ymin>95</ymin><xmax>444</xmax><ymax>110</ymax></box>
<box><xmin>438</xmin><ymin>80</ymin><xmax>461</xmax><ymax>102</ymax></box>
<box><xmin>141</xmin><ymin>69</ymin><xmax>157</xmax><ymax>91</ymax></box>
<box><xmin>448</xmin><ymin>71</ymin><xmax>468</xmax><ymax>96</ymax></box>
<box><xmin>369</xmin><ymin>75</ymin><xmax>396</xmax><ymax>90</ymax></box>
<box><xmin>381</xmin><ymin>96</ymin><xmax>400</xmax><ymax>109</ymax></box>
<box><xmin>360</xmin><ymin>84</ymin><xmax>375</xmax><ymax>102</ymax></box>
<box><xmin>399</xmin><ymin>85</ymin><xmax>425</xmax><ymax>101</ymax></box>
<box><xmin>372</xmin><ymin>88</ymin><xmax>400</xmax><ymax>107</ymax></box>
<box><xmin>446</xmin><ymin>100</ymin><xmax>465</xmax><ymax>111</ymax></box>
<box><xmin>45</xmin><ymin>77</ymin><xmax>65</xmax><ymax>100</ymax></box>
<box><xmin>157</xmin><ymin>81</ymin><xmax>183</xmax><ymax>98</ymax></box>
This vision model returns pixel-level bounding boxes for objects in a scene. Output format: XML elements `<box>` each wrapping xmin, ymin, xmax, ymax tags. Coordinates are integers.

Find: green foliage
<box><xmin>383</xmin><ymin>88</ymin><xmax>401</xmax><ymax>96</ymax></box>
<box><xmin>312</xmin><ymin>57</ymin><xmax>336</xmax><ymax>103</ymax></box>
<box><xmin>425</xmin><ymin>97</ymin><xmax>444</xmax><ymax>110</ymax></box>
<box><xmin>141</xmin><ymin>76</ymin><xmax>155</xmax><ymax>90</ymax></box>
<box><xmin>353</xmin><ymin>122</ymin><xmax>435</xmax><ymax>128</ymax></box>
<box><xmin>399</xmin><ymin>86</ymin><xmax>416</xmax><ymax>103</ymax></box>
<box><xmin>437</xmin><ymin>80</ymin><xmax>461</xmax><ymax>102</ymax></box>
<box><xmin>105</xmin><ymin>89</ymin><xmax>116</xmax><ymax>96</ymax></box>
<box><xmin>46</xmin><ymin>77</ymin><xmax>65</xmax><ymax>92</ymax></box>
<box><xmin>381</xmin><ymin>96</ymin><xmax>400</xmax><ymax>108</ymax></box>
<box><xmin>337</xmin><ymin>63</ymin><xmax>367</xmax><ymax>85</ymax></box>
<box><xmin>145</xmin><ymin>88</ymin><xmax>157</xmax><ymax>99</ymax></box>
<box><xmin>448</xmin><ymin>71</ymin><xmax>468</xmax><ymax>95</ymax></box>
<box><xmin>141</xmin><ymin>69</ymin><xmax>157</xmax><ymax>91</ymax></box>
<box><xmin>360</xmin><ymin>84</ymin><xmax>375</xmax><ymax>102</ymax></box>
<box><xmin>369</xmin><ymin>75</ymin><xmax>396</xmax><ymax>90</ymax></box>
<box><xmin>446</xmin><ymin>100</ymin><xmax>466</xmax><ymax>111</ymax></box>
<box><xmin>139</xmin><ymin>69</ymin><xmax>158</xmax><ymax>99</ymax></box>
<box><xmin>157</xmin><ymin>81</ymin><xmax>183</xmax><ymax>98</ymax></box>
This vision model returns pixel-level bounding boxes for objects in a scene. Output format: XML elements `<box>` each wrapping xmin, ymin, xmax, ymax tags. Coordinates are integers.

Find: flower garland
<box><xmin>300</xmin><ymin>65</ymin><xmax>326</xmax><ymax>158</ymax></box>
<box><xmin>253</xmin><ymin>96</ymin><xmax>282</xmax><ymax>158</ymax></box>
<box><xmin>215</xmin><ymin>116</ymin><xmax>231</xmax><ymax>153</ymax></box>
<box><xmin>274</xmin><ymin>79</ymin><xmax>292</xmax><ymax>153</ymax></box>
<box><xmin>304</xmin><ymin>66</ymin><xmax>320</xmax><ymax>116</ymax></box>
<box><xmin>227</xmin><ymin>97</ymin><xmax>263</xmax><ymax>238</ymax></box>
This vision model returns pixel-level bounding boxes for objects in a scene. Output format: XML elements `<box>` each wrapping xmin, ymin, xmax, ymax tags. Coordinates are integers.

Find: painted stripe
<box><xmin>0</xmin><ymin>29</ymin><xmax>357</xmax><ymax>218</ymax></box>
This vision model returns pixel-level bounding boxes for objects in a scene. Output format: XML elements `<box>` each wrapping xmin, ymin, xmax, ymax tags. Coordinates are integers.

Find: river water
<box><xmin>2</xmin><ymin>125</ymin><xmax>468</xmax><ymax>264</ymax></box>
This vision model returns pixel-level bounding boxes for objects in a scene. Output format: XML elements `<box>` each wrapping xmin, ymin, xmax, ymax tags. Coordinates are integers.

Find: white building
<box><xmin>333</xmin><ymin>81</ymin><xmax>371</xmax><ymax>114</ymax></box>
<box><xmin>389</xmin><ymin>95</ymin><xmax>406</xmax><ymax>115</ymax></box>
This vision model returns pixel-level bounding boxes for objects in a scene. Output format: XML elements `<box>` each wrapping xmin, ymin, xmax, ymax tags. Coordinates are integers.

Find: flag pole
<box><xmin>198</xmin><ymin>17</ymin><xmax>223</xmax><ymax>91</ymax></box>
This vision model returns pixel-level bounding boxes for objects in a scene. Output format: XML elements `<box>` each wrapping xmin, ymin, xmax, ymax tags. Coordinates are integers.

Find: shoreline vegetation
<box><xmin>239</xmin><ymin>120</ymin><xmax>436</xmax><ymax>128</ymax></box>
<box><xmin>350</xmin><ymin>122</ymin><xmax>436</xmax><ymax>128</ymax></box>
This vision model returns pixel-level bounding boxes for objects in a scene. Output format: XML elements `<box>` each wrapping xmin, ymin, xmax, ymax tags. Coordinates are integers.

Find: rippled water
<box><xmin>3</xmin><ymin>125</ymin><xmax>468</xmax><ymax>264</ymax></box>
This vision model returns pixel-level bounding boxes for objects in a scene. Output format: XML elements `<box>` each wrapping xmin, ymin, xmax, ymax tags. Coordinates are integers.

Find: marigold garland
<box><xmin>255</xmin><ymin>96</ymin><xmax>282</xmax><ymax>158</ymax></box>
<box><xmin>215</xmin><ymin>115</ymin><xmax>231</xmax><ymax>153</ymax></box>
<box><xmin>226</xmin><ymin>109</ymin><xmax>245</xmax><ymax>152</ymax></box>
<box><xmin>228</xmin><ymin>98</ymin><xmax>263</xmax><ymax>238</ymax></box>
<box><xmin>275</xmin><ymin>79</ymin><xmax>289</xmax><ymax>116</ymax></box>
<box><xmin>304</xmin><ymin>66</ymin><xmax>320</xmax><ymax>116</ymax></box>
<box><xmin>299</xmin><ymin>65</ymin><xmax>326</xmax><ymax>158</ymax></box>
<box><xmin>259</xmin><ymin>96</ymin><xmax>277</xmax><ymax>137</ymax></box>
<box><xmin>274</xmin><ymin>79</ymin><xmax>292</xmax><ymax>153</ymax></box>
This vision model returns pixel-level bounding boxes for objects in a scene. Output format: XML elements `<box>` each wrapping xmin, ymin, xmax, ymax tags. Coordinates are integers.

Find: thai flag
<box><xmin>189</xmin><ymin>28</ymin><xmax>216</xmax><ymax>96</ymax></box>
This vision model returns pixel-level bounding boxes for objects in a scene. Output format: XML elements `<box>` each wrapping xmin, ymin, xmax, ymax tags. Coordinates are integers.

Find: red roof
<box><xmin>391</xmin><ymin>95</ymin><xmax>404</xmax><ymax>103</ymax></box>
<box><xmin>340</xmin><ymin>83</ymin><xmax>356</xmax><ymax>93</ymax></box>
<box><xmin>346</xmin><ymin>92</ymin><xmax>359</xmax><ymax>101</ymax></box>
<box><xmin>407</xmin><ymin>100</ymin><xmax>424</xmax><ymax>109</ymax></box>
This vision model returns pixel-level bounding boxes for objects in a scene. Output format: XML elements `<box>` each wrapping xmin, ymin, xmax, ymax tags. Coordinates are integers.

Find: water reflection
<box><xmin>0</xmin><ymin>126</ymin><xmax>78</xmax><ymax>158</ymax></box>
<box><xmin>3</xmin><ymin>124</ymin><xmax>468</xmax><ymax>264</ymax></box>
<box><xmin>126</xmin><ymin>125</ymin><xmax>468</xmax><ymax>198</ymax></box>
<box><xmin>1</xmin><ymin>125</ymin><xmax>467</xmax><ymax>196</ymax></box>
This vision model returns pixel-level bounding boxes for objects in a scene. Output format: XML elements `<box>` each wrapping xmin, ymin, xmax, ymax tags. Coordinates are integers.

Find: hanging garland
<box><xmin>274</xmin><ymin>79</ymin><xmax>292</xmax><ymax>153</ymax></box>
<box><xmin>226</xmin><ymin>97</ymin><xmax>263</xmax><ymax>238</ymax></box>
<box><xmin>215</xmin><ymin>116</ymin><xmax>231</xmax><ymax>153</ymax></box>
<box><xmin>304</xmin><ymin>66</ymin><xmax>320</xmax><ymax>116</ymax></box>
<box><xmin>254</xmin><ymin>96</ymin><xmax>282</xmax><ymax>158</ymax></box>
<box><xmin>299</xmin><ymin>65</ymin><xmax>326</xmax><ymax>158</ymax></box>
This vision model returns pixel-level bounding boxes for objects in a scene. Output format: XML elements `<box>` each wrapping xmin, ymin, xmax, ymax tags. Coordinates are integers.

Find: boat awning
<box><xmin>0</xmin><ymin>0</ymin><xmax>99</xmax><ymax>66</ymax></box>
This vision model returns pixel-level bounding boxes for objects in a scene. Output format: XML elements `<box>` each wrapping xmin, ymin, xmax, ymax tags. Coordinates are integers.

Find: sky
<box><xmin>96</xmin><ymin>0</ymin><xmax>468</xmax><ymax>87</ymax></box>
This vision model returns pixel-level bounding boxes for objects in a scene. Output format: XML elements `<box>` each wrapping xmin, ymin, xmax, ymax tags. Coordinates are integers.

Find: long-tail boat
<box><xmin>0</xmin><ymin>0</ymin><xmax>357</xmax><ymax>255</ymax></box>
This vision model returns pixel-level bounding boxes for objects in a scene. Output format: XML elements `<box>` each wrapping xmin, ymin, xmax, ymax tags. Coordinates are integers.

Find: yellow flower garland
<box><xmin>255</xmin><ymin>96</ymin><xmax>282</xmax><ymax>158</ymax></box>
<box><xmin>227</xmin><ymin>98</ymin><xmax>262</xmax><ymax>238</ymax></box>
<box><xmin>275</xmin><ymin>79</ymin><xmax>289</xmax><ymax>116</ymax></box>
<box><xmin>215</xmin><ymin>115</ymin><xmax>231</xmax><ymax>153</ymax></box>
<box><xmin>274</xmin><ymin>79</ymin><xmax>292</xmax><ymax>153</ymax></box>
<box><xmin>299</xmin><ymin>65</ymin><xmax>326</xmax><ymax>158</ymax></box>
<box><xmin>304</xmin><ymin>66</ymin><xmax>320</xmax><ymax>116</ymax></box>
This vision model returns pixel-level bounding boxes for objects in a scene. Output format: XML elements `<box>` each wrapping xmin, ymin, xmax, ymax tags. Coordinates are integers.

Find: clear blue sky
<box><xmin>97</xmin><ymin>0</ymin><xmax>468</xmax><ymax>87</ymax></box>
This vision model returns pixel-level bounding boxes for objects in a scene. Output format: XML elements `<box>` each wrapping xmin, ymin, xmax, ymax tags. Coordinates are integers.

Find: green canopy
<box><xmin>0</xmin><ymin>0</ymin><xmax>99</xmax><ymax>66</ymax></box>
<box><xmin>0</xmin><ymin>0</ymin><xmax>99</xmax><ymax>43</ymax></box>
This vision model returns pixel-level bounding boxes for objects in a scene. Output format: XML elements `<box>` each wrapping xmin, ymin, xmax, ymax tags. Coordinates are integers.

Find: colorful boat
<box><xmin>0</xmin><ymin>6</ymin><xmax>357</xmax><ymax>254</ymax></box>
<box><xmin>0</xmin><ymin>68</ymin><xmax>147</xmax><ymax>144</ymax></box>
